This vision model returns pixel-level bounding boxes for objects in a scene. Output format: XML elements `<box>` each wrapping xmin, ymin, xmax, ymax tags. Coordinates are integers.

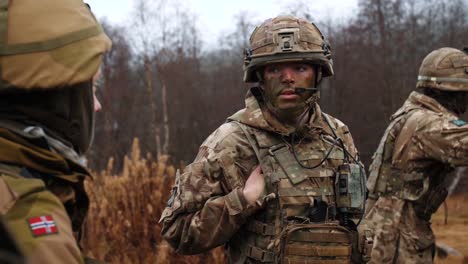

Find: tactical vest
<box><xmin>367</xmin><ymin>107</ymin><xmax>449</xmax><ymax>219</ymax></box>
<box><xmin>231</xmin><ymin>120</ymin><xmax>365</xmax><ymax>264</ymax></box>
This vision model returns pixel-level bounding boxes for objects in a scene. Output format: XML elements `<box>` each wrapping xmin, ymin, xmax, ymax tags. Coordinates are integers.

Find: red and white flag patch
<box><xmin>28</xmin><ymin>215</ymin><xmax>58</xmax><ymax>237</ymax></box>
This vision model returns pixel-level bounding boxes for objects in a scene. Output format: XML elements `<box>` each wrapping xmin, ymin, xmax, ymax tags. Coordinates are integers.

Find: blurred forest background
<box><xmin>82</xmin><ymin>0</ymin><xmax>468</xmax><ymax>263</ymax></box>
<box><xmin>90</xmin><ymin>0</ymin><xmax>467</xmax><ymax>171</ymax></box>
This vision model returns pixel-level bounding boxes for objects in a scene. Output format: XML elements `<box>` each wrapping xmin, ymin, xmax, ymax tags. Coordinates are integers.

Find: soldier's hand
<box><xmin>243</xmin><ymin>165</ymin><xmax>265</xmax><ymax>205</ymax></box>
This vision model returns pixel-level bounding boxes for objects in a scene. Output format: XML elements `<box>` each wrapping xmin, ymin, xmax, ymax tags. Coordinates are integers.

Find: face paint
<box><xmin>261</xmin><ymin>62</ymin><xmax>317</xmax><ymax>121</ymax></box>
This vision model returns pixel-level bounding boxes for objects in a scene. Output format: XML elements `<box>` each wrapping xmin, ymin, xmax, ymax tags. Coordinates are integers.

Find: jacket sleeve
<box><xmin>159</xmin><ymin>123</ymin><xmax>260</xmax><ymax>254</ymax></box>
<box><xmin>415</xmin><ymin>116</ymin><xmax>468</xmax><ymax>166</ymax></box>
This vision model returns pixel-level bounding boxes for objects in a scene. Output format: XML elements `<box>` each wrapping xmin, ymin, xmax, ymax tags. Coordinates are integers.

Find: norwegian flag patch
<box><xmin>28</xmin><ymin>215</ymin><xmax>58</xmax><ymax>237</ymax></box>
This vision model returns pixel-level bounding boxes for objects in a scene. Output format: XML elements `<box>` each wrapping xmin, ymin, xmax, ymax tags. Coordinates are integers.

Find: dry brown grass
<box><xmin>433</xmin><ymin>194</ymin><xmax>468</xmax><ymax>264</ymax></box>
<box><xmin>81</xmin><ymin>139</ymin><xmax>468</xmax><ymax>263</ymax></box>
<box><xmin>82</xmin><ymin>139</ymin><xmax>224</xmax><ymax>264</ymax></box>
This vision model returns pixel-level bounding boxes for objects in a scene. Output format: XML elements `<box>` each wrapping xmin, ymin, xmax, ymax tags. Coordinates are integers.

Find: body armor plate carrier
<box><xmin>231</xmin><ymin>120</ymin><xmax>365</xmax><ymax>263</ymax></box>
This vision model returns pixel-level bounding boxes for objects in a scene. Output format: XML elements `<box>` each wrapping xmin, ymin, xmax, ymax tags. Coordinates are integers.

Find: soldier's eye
<box><xmin>296</xmin><ymin>64</ymin><xmax>310</xmax><ymax>72</ymax></box>
<box><xmin>265</xmin><ymin>66</ymin><xmax>280</xmax><ymax>73</ymax></box>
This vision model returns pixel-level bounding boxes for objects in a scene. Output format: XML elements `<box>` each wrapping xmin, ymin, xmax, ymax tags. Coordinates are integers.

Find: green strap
<box><xmin>286</xmin><ymin>244</ymin><xmax>351</xmax><ymax>257</ymax></box>
<box><xmin>231</xmin><ymin>121</ymin><xmax>263</xmax><ymax>167</ymax></box>
<box><xmin>247</xmin><ymin>245</ymin><xmax>275</xmax><ymax>262</ymax></box>
<box><xmin>289</xmin><ymin>231</ymin><xmax>350</xmax><ymax>243</ymax></box>
<box><xmin>0</xmin><ymin>25</ymin><xmax>103</xmax><ymax>55</ymax></box>
<box><xmin>0</xmin><ymin>0</ymin><xmax>8</xmax><ymax>48</ymax></box>
<box><xmin>278</xmin><ymin>187</ymin><xmax>333</xmax><ymax>197</ymax></box>
<box><xmin>367</xmin><ymin>117</ymin><xmax>401</xmax><ymax>193</ymax></box>
<box><xmin>284</xmin><ymin>257</ymin><xmax>350</xmax><ymax>264</ymax></box>
<box><xmin>368</xmin><ymin>108</ymin><xmax>420</xmax><ymax>194</ymax></box>
<box><xmin>246</xmin><ymin>220</ymin><xmax>276</xmax><ymax>236</ymax></box>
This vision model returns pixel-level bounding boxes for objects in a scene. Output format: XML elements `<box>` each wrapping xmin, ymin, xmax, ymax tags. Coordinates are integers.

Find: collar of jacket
<box><xmin>407</xmin><ymin>91</ymin><xmax>457</xmax><ymax>116</ymax></box>
<box><xmin>0</xmin><ymin>128</ymin><xmax>92</xmax><ymax>183</ymax></box>
<box><xmin>228</xmin><ymin>87</ymin><xmax>335</xmax><ymax>138</ymax></box>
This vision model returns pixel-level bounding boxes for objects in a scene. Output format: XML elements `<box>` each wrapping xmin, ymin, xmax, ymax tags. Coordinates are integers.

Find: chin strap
<box><xmin>261</xmin><ymin>88</ymin><xmax>320</xmax><ymax>127</ymax></box>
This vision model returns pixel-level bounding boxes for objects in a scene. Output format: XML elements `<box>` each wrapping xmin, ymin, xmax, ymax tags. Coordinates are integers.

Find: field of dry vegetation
<box><xmin>433</xmin><ymin>195</ymin><xmax>468</xmax><ymax>264</ymax></box>
<box><xmin>82</xmin><ymin>139</ymin><xmax>224</xmax><ymax>263</ymax></box>
<box><xmin>82</xmin><ymin>139</ymin><xmax>468</xmax><ymax>263</ymax></box>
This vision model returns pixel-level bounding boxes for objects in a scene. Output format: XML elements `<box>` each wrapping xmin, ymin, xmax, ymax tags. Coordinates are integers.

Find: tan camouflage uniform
<box><xmin>362</xmin><ymin>47</ymin><xmax>468</xmax><ymax>264</ymax></box>
<box><xmin>161</xmin><ymin>88</ymin><xmax>363</xmax><ymax>263</ymax></box>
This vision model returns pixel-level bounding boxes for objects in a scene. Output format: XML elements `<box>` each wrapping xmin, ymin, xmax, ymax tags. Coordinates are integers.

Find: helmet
<box><xmin>416</xmin><ymin>47</ymin><xmax>468</xmax><ymax>91</ymax></box>
<box><xmin>0</xmin><ymin>0</ymin><xmax>111</xmax><ymax>90</ymax></box>
<box><xmin>243</xmin><ymin>15</ymin><xmax>333</xmax><ymax>83</ymax></box>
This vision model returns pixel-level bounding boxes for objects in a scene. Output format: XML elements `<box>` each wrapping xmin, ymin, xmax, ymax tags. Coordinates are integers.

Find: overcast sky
<box><xmin>86</xmin><ymin>0</ymin><xmax>358</xmax><ymax>47</ymax></box>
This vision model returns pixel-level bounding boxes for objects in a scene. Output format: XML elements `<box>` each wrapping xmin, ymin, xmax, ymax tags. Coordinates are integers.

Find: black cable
<box><xmin>322</xmin><ymin>114</ymin><xmax>351</xmax><ymax>163</ymax></box>
<box><xmin>321</xmin><ymin>115</ymin><xmax>367</xmax><ymax>225</ymax></box>
<box><xmin>290</xmin><ymin>132</ymin><xmax>338</xmax><ymax>169</ymax></box>
<box><xmin>288</xmin><ymin>113</ymin><xmax>367</xmax><ymax>225</ymax></box>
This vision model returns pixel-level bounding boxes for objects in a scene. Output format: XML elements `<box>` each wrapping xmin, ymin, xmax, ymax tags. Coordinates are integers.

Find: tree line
<box><xmin>88</xmin><ymin>0</ymin><xmax>468</xmax><ymax>171</ymax></box>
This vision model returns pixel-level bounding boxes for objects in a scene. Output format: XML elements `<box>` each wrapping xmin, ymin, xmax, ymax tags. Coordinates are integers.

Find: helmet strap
<box><xmin>256</xmin><ymin>70</ymin><xmax>264</xmax><ymax>82</ymax></box>
<box><xmin>260</xmin><ymin>85</ymin><xmax>320</xmax><ymax>127</ymax></box>
<box><xmin>315</xmin><ymin>65</ymin><xmax>323</xmax><ymax>87</ymax></box>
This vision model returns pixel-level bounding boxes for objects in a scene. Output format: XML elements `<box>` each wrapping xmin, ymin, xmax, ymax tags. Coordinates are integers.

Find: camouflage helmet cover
<box><xmin>416</xmin><ymin>47</ymin><xmax>468</xmax><ymax>91</ymax></box>
<box><xmin>243</xmin><ymin>15</ymin><xmax>333</xmax><ymax>83</ymax></box>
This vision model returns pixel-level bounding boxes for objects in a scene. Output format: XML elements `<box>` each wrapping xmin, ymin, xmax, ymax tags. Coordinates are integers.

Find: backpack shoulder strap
<box><xmin>230</xmin><ymin>121</ymin><xmax>262</xmax><ymax>165</ymax></box>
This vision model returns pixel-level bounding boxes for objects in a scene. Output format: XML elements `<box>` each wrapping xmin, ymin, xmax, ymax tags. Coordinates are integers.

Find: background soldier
<box><xmin>0</xmin><ymin>1</ymin><xmax>111</xmax><ymax>263</ymax></box>
<box><xmin>362</xmin><ymin>47</ymin><xmax>468</xmax><ymax>263</ymax></box>
<box><xmin>161</xmin><ymin>15</ymin><xmax>366</xmax><ymax>263</ymax></box>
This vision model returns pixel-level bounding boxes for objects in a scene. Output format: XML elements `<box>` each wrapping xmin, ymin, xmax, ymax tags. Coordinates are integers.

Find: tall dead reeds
<box><xmin>82</xmin><ymin>138</ymin><xmax>224</xmax><ymax>263</ymax></box>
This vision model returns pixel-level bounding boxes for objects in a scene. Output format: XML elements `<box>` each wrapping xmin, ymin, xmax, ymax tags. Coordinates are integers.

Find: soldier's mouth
<box><xmin>281</xmin><ymin>89</ymin><xmax>295</xmax><ymax>95</ymax></box>
<box><xmin>279</xmin><ymin>89</ymin><xmax>299</xmax><ymax>99</ymax></box>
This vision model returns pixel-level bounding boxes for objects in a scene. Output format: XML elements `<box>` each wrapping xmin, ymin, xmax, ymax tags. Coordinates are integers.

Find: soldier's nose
<box><xmin>281</xmin><ymin>68</ymin><xmax>295</xmax><ymax>83</ymax></box>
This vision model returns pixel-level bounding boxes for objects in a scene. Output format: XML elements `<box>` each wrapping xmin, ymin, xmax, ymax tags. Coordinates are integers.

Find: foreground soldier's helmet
<box><xmin>0</xmin><ymin>0</ymin><xmax>111</xmax><ymax>155</ymax></box>
<box><xmin>243</xmin><ymin>15</ymin><xmax>333</xmax><ymax>83</ymax></box>
<box><xmin>0</xmin><ymin>0</ymin><xmax>111</xmax><ymax>90</ymax></box>
<box><xmin>416</xmin><ymin>47</ymin><xmax>468</xmax><ymax>91</ymax></box>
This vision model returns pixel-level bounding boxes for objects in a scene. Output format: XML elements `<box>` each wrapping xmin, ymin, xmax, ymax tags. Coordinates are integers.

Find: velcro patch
<box><xmin>451</xmin><ymin>119</ymin><xmax>467</xmax><ymax>127</ymax></box>
<box><xmin>28</xmin><ymin>215</ymin><xmax>58</xmax><ymax>237</ymax></box>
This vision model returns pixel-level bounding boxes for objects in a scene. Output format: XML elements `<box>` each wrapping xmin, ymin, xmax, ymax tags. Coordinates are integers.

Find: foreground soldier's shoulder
<box><xmin>201</xmin><ymin>122</ymin><xmax>244</xmax><ymax>150</ymax></box>
<box><xmin>416</xmin><ymin>110</ymin><xmax>465</xmax><ymax>133</ymax></box>
<box><xmin>323</xmin><ymin>113</ymin><xmax>351</xmax><ymax>134</ymax></box>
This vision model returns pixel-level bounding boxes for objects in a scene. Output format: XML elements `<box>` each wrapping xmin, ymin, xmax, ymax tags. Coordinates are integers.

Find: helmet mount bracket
<box><xmin>276</xmin><ymin>29</ymin><xmax>299</xmax><ymax>53</ymax></box>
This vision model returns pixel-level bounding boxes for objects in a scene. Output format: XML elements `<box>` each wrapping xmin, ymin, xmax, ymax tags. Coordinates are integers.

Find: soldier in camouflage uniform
<box><xmin>0</xmin><ymin>1</ymin><xmax>111</xmax><ymax>264</ymax></box>
<box><xmin>361</xmin><ymin>47</ymin><xmax>468</xmax><ymax>264</ymax></box>
<box><xmin>161</xmin><ymin>15</ymin><xmax>366</xmax><ymax>263</ymax></box>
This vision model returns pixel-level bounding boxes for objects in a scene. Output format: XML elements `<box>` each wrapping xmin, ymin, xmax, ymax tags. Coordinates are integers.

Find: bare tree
<box><xmin>91</xmin><ymin>0</ymin><xmax>468</xmax><ymax>170</ymax></box>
